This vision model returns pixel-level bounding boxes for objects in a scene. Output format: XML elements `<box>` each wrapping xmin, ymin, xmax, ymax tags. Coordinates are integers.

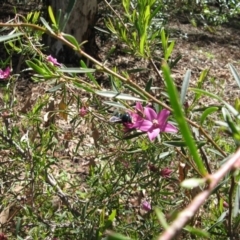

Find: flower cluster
<box><xmin>141</xmin><ymin>200</ymin><xmax>151</xmax><ymax>212</ymax></box>
<box><xmin>79</xmin><ymin>107</ymin><xmax>88</xmax><ymax>117</ymax></box>
<box><xmin>125</xmin><ymin>102</ymin><xmax>178</xmax><ymax>141</ymax></box>
<box><xmin>0</xmin><ymin>67</ymin><xmax>10</xmax><ymax>79</ymax></box>
<box><xmin>46</xmin><ymin>55</ymin><xmax>61</xmax><ymax>66</ymax></box>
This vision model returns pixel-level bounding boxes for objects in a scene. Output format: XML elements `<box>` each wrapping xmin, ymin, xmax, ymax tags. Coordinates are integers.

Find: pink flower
<box><xmin>135</xmin><ymin>107</ymin><xmax>178</xmax><ymax>141</ymax></box>
<box><xmin>123</xmin><ymin>102</ymin><xmax>178</xmax><ymax>141</ymax></box>
<box><xmin>160</xmin><ymin>168</ymin><xmax>173</xmax><ymax>178</ymax></box>
<box><xmin>124</xmin><ymin>102</ymin><xmax>145</xmax><ymax>130</ymax></box>
<box><xmin>0</xmin><ymin>233</ymin><xmax>8</xmax><ymax>240</ymax></box>
<box><xmin>0</xmin><ymin>67</ymin><xmax>10</xmax><ymax>79</ymax></box>
<box><xmin>142</xmin><ymin>201</ymin><xmax>151</xmax><ymax>212</ymax></box>
<box><xmin>148</xmin><ymin>164</ymin><xmax>159</xmax><ymax>173</ymax></box>
<box><xmin>79</xmin><ymin>107</ymin><xmax>88</xmax><ymax>117</ymax></box>
<box><xmin>135</xmin><ymin>101</ymin><xmax>144</xmax><ymax>114</ymax></box>
<box><xmin>46</xmin><ymin>55</ymin><xmax>61</xmax><ymax>66</ymax></box>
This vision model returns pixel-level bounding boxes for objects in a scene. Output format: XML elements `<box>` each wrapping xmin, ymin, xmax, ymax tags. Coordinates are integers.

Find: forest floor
<box><xmin>1</xmin><ymin>12</ymin><xmax>240</xmax><ymax>188</ymax></box>
<box><xmin>96</xmin><ymin>17</ymin><xmax>240</xmax><ymax>106</ymax></box>
<box><xmin>1</xmin><ymin>7</ymin><xmax>240</xmax><ymax>236</ymax></box>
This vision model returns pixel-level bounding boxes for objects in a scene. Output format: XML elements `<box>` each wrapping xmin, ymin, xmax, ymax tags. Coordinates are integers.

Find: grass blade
<box><xmin>180</xmin><ymin>69</ymin><xmax>191</xmax><ymax>105</ymax></box>
<box><xmin>162</xmin><ymin>62</ymin><xmax>207</xmax><ymax>176</ymax></box>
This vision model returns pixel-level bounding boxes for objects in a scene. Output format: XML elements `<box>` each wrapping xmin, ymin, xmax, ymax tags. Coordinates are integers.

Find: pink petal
<box><xmin>136</xmin><ymin>119</ymin><xmax>153</xmax><ymax>132</ymax></box>
<box><xmin>162</xmin><ymin>123</ymin><xmax>178</xmax><ymax>133</ymax></box>
<box><xmin>157</xmin><ymin>109</ymin><xmax>170</xmax><ymax>125</ymax></box>
<box><xmin>160</xmin><ymin>168</ymin><xmax>173</xmax><ymax>178</ymax></box>
<box><xmin>135</xmin><ymin>102</ymin><xmax>144</xmax><ymax>113</ymax></box>
<box><xmin>0</xmin><ymin>67</ymin><xmax>10</xmax><ymax>79</ymax></box>
<box><xmin>144</xmin><ymin>107</ymin><xmax>157</xmax><ymax>121</ymax></box>
<box><xmin>47</xmin><ymin>55</ymin><xmax>61</xmax><ymax>66</ymax></box>
<box><xmin>79</xmin><ymin>107</ymin><xmax>88</xmax><ymax>117</ymax></box>
<box><xmin>147</xmin><ymin>128</ymin><xmax>160</xmax><ymax>141</ymax></box>
<box><xmin>142</xmin><ymin>201</ymin><xmax>151</xmax><ymax>211</ymax></box>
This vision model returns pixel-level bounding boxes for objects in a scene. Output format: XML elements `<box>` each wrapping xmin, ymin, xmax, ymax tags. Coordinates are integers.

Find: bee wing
<box><xmin>109</xmin><ymin>116</ymin><xmax>122</xmax><ymax>123</ymax></box>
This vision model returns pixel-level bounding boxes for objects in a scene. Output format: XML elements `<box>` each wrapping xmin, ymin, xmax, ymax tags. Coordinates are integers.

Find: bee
<box><xmin>109</xmin><ymin>112</ymin><xmax>132</xmax><ymax>124</ymax></box>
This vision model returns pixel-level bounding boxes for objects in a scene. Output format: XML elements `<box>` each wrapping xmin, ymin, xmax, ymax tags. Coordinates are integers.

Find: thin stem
<box><xmin>228</xmin><ymin>175</ymin><xmax>235</xmax><ymax>239</ymax></box>
<box><xmin>104</xmin><ymin>0</ymin><xmax>127</xmax><ymax>29</ymax></box>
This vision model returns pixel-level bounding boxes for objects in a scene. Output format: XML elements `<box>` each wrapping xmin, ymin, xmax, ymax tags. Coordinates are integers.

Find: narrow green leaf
<box><xmin>149</xmin><ymin>5</ymin><xmax>162</xmax><ymax>22</ymax></box>
<box><xmin>48</xmin><ymin>6</ymin><xmax>56</xmax><ymax>25</ymax></box>
<box><xmin>73</xmin><ymin>81</ymin><xmax>95</xmax><ymax>93</ymax></box>
<box><xmin>164</xmin><ymin>141</ymin><xmax>206</xmax><ymax>147</ymax></box>
<box><xmin>106</xmin><ymin>232</ymin><xmax>131</xmax><ymax>240</ymax></box>
<box><xmin>222</xmin><ymin>107</ymin><xmax>232</xmax><ymax>122</ymax></box>
<box><xmin>181</xmin><ymin>178</ymin><xmax>206</xmax><ymax>189</ymax></box>
<box><xmin>61</xmin><ymin>0</ymin><xmax>77</xmax><ymax>31</ymax></box>
<box><xmin>0</xmin><ymin>32</ymin><xmax>23</xmax><ymax>43</ymax></box>
<box><xmin>26</xmin><ymin>60</ymin><xmax>47</xmax><ymax>75</ymax></box>
<box><xmin>208</xmin><ymin>148</ymin><xmax>225</xmax><ymax>158</ymax></box>
<box><xmin>110</xmin><ymin>74</ymin><xmax>121</xmax><ymax>92</ymax></box>
<box><xmin>94</xmin><ymin>26</ymin><xmax>110</xmax><ymax>34</ymax></box>
<box><xmin>165</xmin><ymin>40</ymin><xmax>175</xmax><ymax>61</ymax></box>
<box><xmin>46</xmin><ymin>83</ymin><xmax>64</xmax><ymax>93</ymax></box>
<box><xmin>108</xmin><ymin>209</ymin><xmax>117</xmax><ymax>222</ymax></box>
<box><xmin>229</xmin><ymin>63</ymin><xmax>240</xmax><ymax>89</ymax></box>
<box><xmin>191</xmin><ymin>88</ymin><xmax>239</xmax><ymax>117</ymax></box>
<box><xmin>122</xmin><ymin>0</ymin><xmax>130</xmax><ymax>14</ymax></box>
<box><xmin>162</xmin><ymin>63</ymin><xmax>207</xmax><ymax>176</ymax></box>
<box><xmin>163</xmin><ymin>141</ymin><xmax>187</xmax><ymax>147</ymax></box>
<box><xmin>56</xmin><ymin>9</ymin><xmax>62</xmax><ymax>26</ymax></box>
<box><xmin>125</xmin><ymin>84</ymin><xmax>148</xmax><ymax>100</ymax></box>
<box><xmin>180</xmin><ymin>70</ymin><xmax>191</xmax><ymax>104</ymax></box>
<box><xmin>33</xmin><ymin>11</ymin><xmax>40</xmax><ymax>24</ymax></box>
<box><xmin>8</xmin><ymin>41</ymin><xmax>21</xmax><ymax>53</ymax></box>
<box><xmin>62</xmin><ymin>33</ymin><xmax>79</xmax><ymax>50</ymax></box>
<box><xmin>190</xmin><ymin>88</ymin><xmax>222</xmax><ymax>102</ymax></box>
<box><xmin>100</xmin><ymin>208</ymin><xmax>105</xmax><ymax>226</ymax></box>
<box><xmin>145</xmin><ymin>78</ymin><xmax>153</xmax><ymax>93</ymax></box>
<box><xmin>197</xmin><ymin>69</ymin><xmax>209</xmax><ymax>88</ymax></box>
<box><xmin>184</xmin><ymin>226</ymin><xmax>210</xmax><ymax>238</ymax></box>
<box><xmin>96</xmin><ymin>91</ymin><xmax>119</xmax><ymax>98</ymax></box>
<box><xmin>40</xmin><ymin>17</ymin><xmax>54</xmax><ymax>33</ymax></box>
<box><xmin>139</xmin><ymin>33</ymin><xmax>146</xmax><ymax>55</ymax></box>
<box><xmin>200</xmin><ymin>106</ymin><xmax>219</xmax><ymax>125</ymax></box>
<box><xmin>127</xmin><ymin>68</ymin><xmax>148</xmax><ymax>73</ymax></box>
<box><xmin>103</xmin><ymin>101</ymin><xmax>127</xmax><ymax>109</ymax></box>
<box><xmin>155</xmin><ymin>208</ymin><xmax>168</xmax><ymax>229</ymax></box>
<box><xmin>123</xmin><ymin>132</ymin><xmax>145</xmax><ymax>140</ymax></box>
<box><xmin>57</xmin><ymin>68</ymin><xmax>95</xmax><ymax>73</ymax></box>
<box><xmin>80</xmin><ymin>60</ymin><xmax>100</xmax><ymax>87</ymax></box>
<box><xmin>224</xmin><ymin>101</ymin><xmax>239</xmax><ymax>117</ymax></box>
<box><xmin>105</xmin><ymin>19</ymin><xmax>117</xmax><ymax>34</ymax></box>
<box><xmin>226</xmin><ymin>116</ymin><xmax>240</xmax><ymax>142</ymax></box>
<box><xmin>160</xmin><ymin>29</ymin><xmax>167</xmax><ymax>51</ymax></box>
<box><xmin>207</xmin><ymin>211</ymin><xmax>228</xmax><ymax>231</ymax></box>
<box><xmin>233</xmin><ymin>183</ymin><xmax>240</xmax><ymax>217</ymax></box>
<box><xmin>96</xmin><ymin>91</ymin><xmax>144</xmax><ymax>101</ymax></box>
<box><xmin>159</xmin><ymin>151</ymin><xmax>172</xmax><ymax>159</ymax></box>
<box><xmin>169</xmin><ymin>53</ymin><xmax>182</xmax><ymax>69</ymax></box>
<box><xmin>115</xmin><ymin>93</ymin><xmax>144</xmax><ymax>101</ymax></box>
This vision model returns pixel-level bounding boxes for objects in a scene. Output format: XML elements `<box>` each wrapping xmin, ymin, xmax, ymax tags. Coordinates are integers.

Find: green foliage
<box><xmin>106</xmin><ymin>0</ymin><xmax>165</xmax><ymax>57</ymax></box>
<box><xmin>0</xmin><ymin>1</ymin><xmax>240</xmax><ymax>239</ymax></box>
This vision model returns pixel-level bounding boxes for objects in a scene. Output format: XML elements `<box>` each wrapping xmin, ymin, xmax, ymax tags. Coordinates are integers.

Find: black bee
<box><xmin>109</xmin><ymin>112</ymin><xmax>132</xmax><ymax>124</ymax></box>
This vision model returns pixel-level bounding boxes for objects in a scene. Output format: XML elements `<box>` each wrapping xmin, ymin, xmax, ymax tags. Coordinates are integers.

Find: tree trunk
<box><xmin>46</xmin><ymin>0</ymin><xmax>98</xmax><ymax>65</ymax></box>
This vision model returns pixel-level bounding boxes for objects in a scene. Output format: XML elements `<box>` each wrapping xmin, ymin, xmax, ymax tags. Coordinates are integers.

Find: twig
<box><xmin>228</xmin><ymin>175</ymin><xmax>235</xmax><ymax>239</ymax></box>
<box><xmin>104</xmin><ymin>0</ymin><xmax>127</xmax><ymax>29</ymax></box>
<box><xmin>158</xmin><ymin>147</ymin><xmax>240</xmax><ymax>240</ymax></box>
<box><xmin>0</xmin><ymin>131</ymin><xmax>26</xmax><ymax>157</ymax></box>
<box><xmin>46</xmin><ymin>172</ymin><xmax>81</xmax><ymax>217</ymax></box>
